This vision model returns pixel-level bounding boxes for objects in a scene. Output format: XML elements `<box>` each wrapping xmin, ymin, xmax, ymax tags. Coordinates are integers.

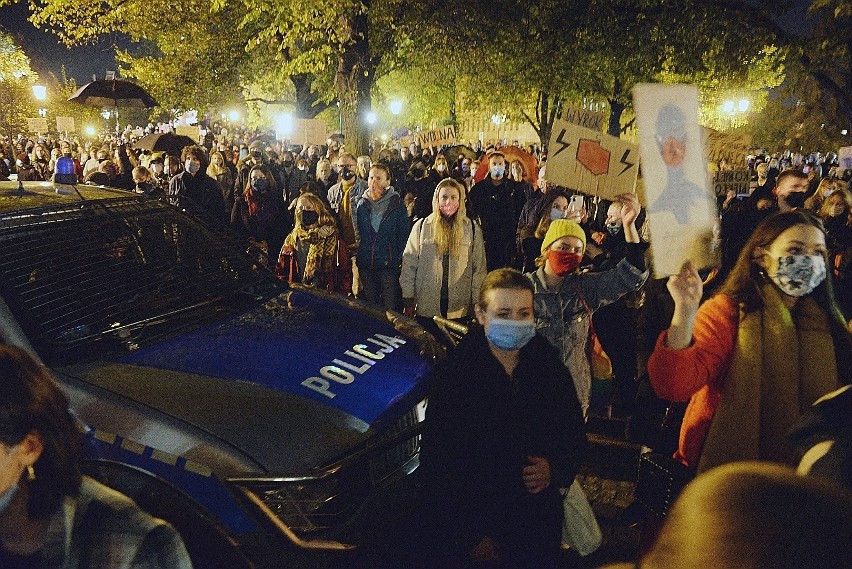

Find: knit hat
<box><xmin>541</xmin><ymin>219</ymin><xmax>586</xmax><ymax>255</ymax></box>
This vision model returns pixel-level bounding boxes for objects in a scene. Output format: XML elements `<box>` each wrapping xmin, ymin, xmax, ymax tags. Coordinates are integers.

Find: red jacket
<box><xmin>647</xmin><ymin>294</ymin><xmax>738</xmax><ymax>468</ymax></box>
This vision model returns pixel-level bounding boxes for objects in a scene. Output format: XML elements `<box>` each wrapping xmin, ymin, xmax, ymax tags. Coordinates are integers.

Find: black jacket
<box><xmin>419</xmin><ymin>326</ymin><xmax>586</xmax><ymax>564</ymax></box>
<box><xmin>169</xmin><ymin>171</ymin><xmax>227</xmax><ymax>223</ymax></box>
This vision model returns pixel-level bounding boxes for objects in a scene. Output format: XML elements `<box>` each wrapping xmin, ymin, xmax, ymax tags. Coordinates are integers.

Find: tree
<box><xmin>0</xmin><ymin>30</ymin><xmax>39</xmax><ymax>148</ymax></box>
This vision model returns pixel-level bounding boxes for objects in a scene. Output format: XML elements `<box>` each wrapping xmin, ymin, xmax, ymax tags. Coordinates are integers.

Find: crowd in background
<box><xmin>2</xmin><ymin>126</ymin><xmax>852</xmax><ymax>568</ymax></box>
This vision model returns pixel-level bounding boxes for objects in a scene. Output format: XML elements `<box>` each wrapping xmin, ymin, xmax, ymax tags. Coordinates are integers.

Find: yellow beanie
<box><xmin>541</xmin><ymin>219</ymin><xmax>587</xmax><ymax>255</ymax></box>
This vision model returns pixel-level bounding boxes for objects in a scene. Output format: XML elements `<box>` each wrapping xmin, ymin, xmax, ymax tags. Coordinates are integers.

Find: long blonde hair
<box><xmin>429</xmin><ymin>178</ymin><xmax>468</xmax><ymax>257</ymax></box>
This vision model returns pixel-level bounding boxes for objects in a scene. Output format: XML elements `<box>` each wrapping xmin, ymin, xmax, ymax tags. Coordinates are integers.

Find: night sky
<box><xmin>0</xmin><ymin>3</ymin><xmax>120</xmax><ymax>84</ymax></box>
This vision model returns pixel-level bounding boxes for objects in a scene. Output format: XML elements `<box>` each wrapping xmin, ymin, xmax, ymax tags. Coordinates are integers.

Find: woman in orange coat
<box><xmin>648</xmin><ymin>210</ymin><xmax>851</xmax><ymax>473</ymax></box>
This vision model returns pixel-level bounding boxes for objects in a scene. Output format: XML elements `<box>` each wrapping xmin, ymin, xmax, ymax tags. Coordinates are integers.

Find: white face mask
<box><xmin>769</xmin><ymin>254</ymin><xmax>826</xmax><ymax>297</ymax></box>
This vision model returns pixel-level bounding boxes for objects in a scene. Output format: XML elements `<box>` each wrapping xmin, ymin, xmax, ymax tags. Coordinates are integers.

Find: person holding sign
<box><xmin>527</xmin><ymin>194</ymin><xmax>648</xmax><ymax>417</ymax></box>
<box><xmin>648</xmin><ymin>210</ymin><xmax>850</xmax><ymax>474</ymax></box>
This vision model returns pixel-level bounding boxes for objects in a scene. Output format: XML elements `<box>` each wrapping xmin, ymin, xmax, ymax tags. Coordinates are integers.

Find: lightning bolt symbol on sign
<box><xmin>553</xmin><ymin>129</ymin><xmax>572</xmax><ymax>157</ymax></box>
<box><xmin>619</xmin><ymin>149</ymin><xmax>635</xmax><ymax>175</ymax></box>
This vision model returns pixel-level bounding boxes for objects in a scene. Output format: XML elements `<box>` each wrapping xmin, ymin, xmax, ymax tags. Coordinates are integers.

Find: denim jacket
<box><xmin>527</xmin><ymin>257</ymin><xmax>648</xmax><ymax>415</ymax></box>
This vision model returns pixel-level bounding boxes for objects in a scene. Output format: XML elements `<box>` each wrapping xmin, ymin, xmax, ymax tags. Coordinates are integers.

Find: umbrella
<box><xmin>134</xmin><ymin>132</ymin><xmax>197</xmax><ymax>157</ymax></box>
<box><xmin>444</xmin><ymin>144</ymin><xmax>477</xmax><ymax>166</ymax></box>
<box><xmin>68</xmin><ymin>79</ymin><xmax>158</xmax><ymax>109</ymax></box>
<box><xmin>473</xmin><ymin>146</ymin><xmax>539</xmax><ymax>184</ymax></box>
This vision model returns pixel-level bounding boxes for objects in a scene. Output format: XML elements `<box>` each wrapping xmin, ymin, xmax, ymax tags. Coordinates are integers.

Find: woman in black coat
<box><xmin>419</xmin><ymin>268</ymin><xmax>587</xmax><ymax>569</ymax></box>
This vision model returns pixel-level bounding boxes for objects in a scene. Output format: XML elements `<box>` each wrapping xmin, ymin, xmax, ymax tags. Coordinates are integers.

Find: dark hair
<box><xmin>0</xmin><ymin>345</ymin><xmax>82</xmax><ymax>519</ymax></box>
<box><xmin>719</xmin><ymin>210</ymin><xmax>852</xmax><ymax>383</ymax></box>
<box><xmin>370</xmin><ymin>163</ymin><xmax>392</xmax><ymax>184</ymax></box>
<box><xmin>181</xmin><ymin>145</ymin><xmax>209</xmax><ymax>172</ymax></box>
<box><xmin>477</xmin><ymin>268</ymin><xmax>534</xmax><ymax>310</ymax></box>
<box><xmin>776</xmin><ymin>168</ymin><xmax>808</xmax><ymax>187</ymax></box>
<box><xmin>488</xmin><ymin>152</ymin><xmax>506</xmax><ymax>163</ymax></box>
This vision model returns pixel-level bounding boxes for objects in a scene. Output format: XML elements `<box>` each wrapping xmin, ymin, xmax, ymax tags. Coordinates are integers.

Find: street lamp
<box><xmin>721</xmin><ymin>99</ymin><xmax>750</xmax><ymax>130</ymax></box>
<box><xmin>389</xmin><ymin>100</ymin><xmax>403</xmax><ymax>116</ymax></box>
<box><xmin>365</xmin><ymin>111</ymin><xmax>377</xmax><ymax>125</ymax></box>
<box><xmin>32</xmin><ymin>85</ymin><xmax>46</xmax><ymax>101</ymax></box>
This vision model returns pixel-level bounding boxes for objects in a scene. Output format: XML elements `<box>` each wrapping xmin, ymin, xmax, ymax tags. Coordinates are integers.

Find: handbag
<box><xmin>634</xmin><ymin>451</ymin><xmax>695</xmax><ymax>517</ymax></box>
<box><xmin>561</xmin><ymin>479</ymin><xmax>603</xmax><ymax>556</ymax></box>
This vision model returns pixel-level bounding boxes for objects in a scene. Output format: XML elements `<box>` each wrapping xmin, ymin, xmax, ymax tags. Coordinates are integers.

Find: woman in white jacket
<box><xmin>401</xmin><ymin>178</ymin><xmax>487</xmax><ymax>319</ymax></box>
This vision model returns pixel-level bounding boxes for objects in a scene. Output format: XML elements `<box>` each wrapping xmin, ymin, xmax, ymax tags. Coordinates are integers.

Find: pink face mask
<box><xmin>439</xmin><ymin>202</ymin><xmax>459</xmax><ymax>217</ymax></box>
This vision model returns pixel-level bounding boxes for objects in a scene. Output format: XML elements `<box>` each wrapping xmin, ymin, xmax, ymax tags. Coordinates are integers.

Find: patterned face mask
<box><xmin>769</xmin><ymin>254</ymin><xmax>826</xmax><ymax>297</ymax></box>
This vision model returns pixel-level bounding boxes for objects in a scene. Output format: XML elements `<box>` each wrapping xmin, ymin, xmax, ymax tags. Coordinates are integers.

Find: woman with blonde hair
<box><xmin>207</xmin><ymin>150</ymin><xmax>235</xmax><ymax>209</ymax></box>
<box><xmin>401</xmin><ymin>177</ymin><xmax>486</xmax><ymax>319</ymax></box>
<box><xmin>277</xmin><ymin>192</ymin><xmax>351</xmax><ymax>293</ymax></box>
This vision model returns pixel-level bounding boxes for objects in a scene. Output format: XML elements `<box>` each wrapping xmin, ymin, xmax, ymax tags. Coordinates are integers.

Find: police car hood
<box><xmin>70</xmin><ymin>289</ymin><xmax>432</xmax><ymax>473</ymax></box>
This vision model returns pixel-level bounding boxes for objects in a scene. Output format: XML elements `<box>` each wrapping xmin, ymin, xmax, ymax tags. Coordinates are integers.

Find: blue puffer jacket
<box><xmin>355</xmin><ymin>188</ymin><xmax>410</xmax><ymax>270</ymax></box>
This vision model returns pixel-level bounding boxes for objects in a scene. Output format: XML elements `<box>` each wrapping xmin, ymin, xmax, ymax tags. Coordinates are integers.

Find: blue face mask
<box><xmin>0</xmin><ymin>482</ymin><xmax>18</xmax><ymax>514</ymax></box>
<box><xmin>486</xmin><ymin>318</ymin><xmax>536</xmax><ymax>351</ymax></box>
<box><xmin>550</xmin><ymin>207</ymin><xmax>565</xmax><ymax>221</ymax></box>
<box><xmin>490</xmin><ymin>165</ymin><xmax>505</xmax><ymax>178</ymax></box>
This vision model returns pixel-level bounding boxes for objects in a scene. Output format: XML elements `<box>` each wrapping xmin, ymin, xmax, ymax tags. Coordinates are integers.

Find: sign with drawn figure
<box><xmin>415</xmin><ymin>125</ymin><xmax>457</xmax><ymax>148</ymax></box>
<box><xmin>26</xmin><ymin>118</ymin><xmax>48</xmax><ymax>133</ymax></box>
<box><xmin>839</xmin><ymin>146</ymin><xmax>852</xmax><ymax>173</ymax></box>
<box><xmin>545</xmin><ymin>119</ymin><xmax>639</xmax><ymax>200</ymax></box>
<box><xmin>559</xmin><ymin>103</ymin><xmax>605</xmax><ymax>132</ymax></box>
<box><xmin>633</xmin><ymin>83</ymin><xmax>718</xmax><ymax>277</ymax></box>
<box><xmin>55</xmin><ymin>116</ymin><xmax>76</xmax><ymax>133</ymax></box>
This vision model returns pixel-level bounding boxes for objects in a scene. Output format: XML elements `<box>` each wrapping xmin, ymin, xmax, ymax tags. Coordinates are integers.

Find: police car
<box><xmin>0</xmin><ymin>159</ymin><xmax>441</xmax><ymax>567</ymax></box>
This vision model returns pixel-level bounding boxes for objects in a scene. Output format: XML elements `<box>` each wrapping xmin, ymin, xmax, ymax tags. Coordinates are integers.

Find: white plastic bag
<box><xmin>561</xmin><ymin>479</ymin><xmax>603</xmax><ymax>556</ymax></box>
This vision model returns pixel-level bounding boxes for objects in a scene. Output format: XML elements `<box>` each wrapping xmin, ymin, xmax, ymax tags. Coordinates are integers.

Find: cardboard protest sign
<box><xmin>55</xmin><ymin>116</ymin><xmax>76</xmax><ymax>133</ymax></box>
<box><xmin>633</xmin><ymin>83</ymin><xmax>718</xmax><ymax>277</ymax></box>
<box><xmin>704</xmin><ymin>128</ymin><xmax>750</xmax><ymax>168</ymax></box>
<box><xmin>175</xmin><ymin>125</ymin><xmax>200</xmax><ymax>142</ymax></box>
<box><xmin>559</xmin><ymin>104</ymin><xmax>605</xmax><ymax>131</ymax></box>
<box><xmin>839</xmin><ymin>146</ymin><xmax>852</xmax><ymax>172</ymax></box>
<box><xmin>415</xmin><ymin>125</ymin><xmax>457</xmax><ymax>148</ymax></box>
<box><xmin>26</xmin><ymin>118</ymin><xmax>48</xmax><ymax>133</ymax></box>
<box><xmin>712</xmin><ymin>169</ymin><xmax>751</xmax><ymax>197</ymax></box>
<box><xmin>545</xmin><ymin>119</ymin><xmax>639</xmax><ymax>200</ymax></box>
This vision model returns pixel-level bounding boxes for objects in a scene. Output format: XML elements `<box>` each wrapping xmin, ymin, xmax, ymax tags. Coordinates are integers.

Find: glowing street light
<box><xmin>389</xmin><ymin>100</ymin><xmax>403</xmax><ymax>115</ymax></box>
<box><xmin>365</xmin><ymin>111</ymin><xmax>377</xmax><ymax>125</ymax></box>
<box><xmin>229</xmin><ymin>110</ymin><xmax>240</xmax><ymax>122</ymax></box>
<box><xmin>738</xmin><ymin>99</ymin><xmax>750</xmax><ymax>113</ymax></box>
<box><xmin>32</xmin><ymin>85</ymin><xmax>46</xmax><ymax>101</ymax></box>
<box><xmin>275</xmin><ymin>113</ymin><xmax>294</xmax><ymax>139</ymax></box>
<box><xmin>84</xmin><ymin>125</ymin><xmax>96</xmax><ymax>136</ymax></box>
<box><xmin>722</xmin><ymin>101</ymin><xmax>735</xmax><ymax>114</ymax></box>
<box><xmin>101</xmin><ymin>109</ymin><xmax>111</xmax><ymax>120</ymax></box>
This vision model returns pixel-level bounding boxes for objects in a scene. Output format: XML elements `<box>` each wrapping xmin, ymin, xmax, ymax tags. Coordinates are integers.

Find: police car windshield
<box><xmin>0</xmin><ymin>196</ymin><xmax>282</xmax><ymax>363</ymax></box>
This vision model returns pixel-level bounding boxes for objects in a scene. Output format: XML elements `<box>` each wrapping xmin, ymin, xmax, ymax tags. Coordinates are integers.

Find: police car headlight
<box><xmin>230</xmin><ymin>474</ymin><xmax>362</xmax><ymax>538</ymax></box>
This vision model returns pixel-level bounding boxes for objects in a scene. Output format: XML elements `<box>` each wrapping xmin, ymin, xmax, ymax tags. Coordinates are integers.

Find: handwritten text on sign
<box><xmin>545</xmin><ymin>119</ymin><xmax>638</xmax><ymax>199</ymax></box>
<box><xmin>415</xmin><ymin>125</ymin><xmax>457</xmax><ymax>148</ymax></box>
<box><xmin>559</xmin><ymin>104</ymin><xmax>605</xmax><ymax>131</ymax></box>
<box><xmin>712</xmin><ymin>169</ymin><xmax>750</xmax><ymax>197</ymax></box>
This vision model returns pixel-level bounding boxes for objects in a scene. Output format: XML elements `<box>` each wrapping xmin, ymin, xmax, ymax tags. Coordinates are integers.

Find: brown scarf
<box><xmin>697</xmin><ymin>284</ymin><xmax>840</xmax><ymax>474</ymax></box>
<box><xmin>284</xmin><ymin>224</ymin><xmax>337</xmax><ymax>281</ymax></box>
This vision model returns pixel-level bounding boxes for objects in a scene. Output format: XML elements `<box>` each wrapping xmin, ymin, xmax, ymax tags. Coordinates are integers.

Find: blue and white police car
<box><xmin>0</xmin><ymin>163</ymin><xmax>441</xmax><ymax>567</ymax></box>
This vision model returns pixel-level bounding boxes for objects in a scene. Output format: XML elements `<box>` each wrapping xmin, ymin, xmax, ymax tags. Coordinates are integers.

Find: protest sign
<box><xmin>839</xmin><ymin>146</ymin><xmax>852</xmax><ymax>172</ymax></box>
<box><xmin>633</xmin><ymin>83</ymin><xmax>718</xmax><ymax>277</ymax></box>
<box><xmin>545</xmin><ymin>119</ymin><xmax>639</xmax><ymax>200</ymax></box>
<box><xmin>175</xmin><ymin>125</ymin><xmax>200</xmax><ymax>142</ymax></box>
<box><xmin>26</xmin><ymin>118</ymin><xmax>49</xmax><ymax>133</ymax></box>
<box><xmin>704</xmin><ymin>128</ymin><xmax>750</xmax><ymax>168</ymax></box>
<box><xmin>55</xmin><ymin>116</ymin><xmax>76</xmax><ymax>133</ymax></box>
<box><xmin>559</xmin><ymin>104</ymin><xmax>605</xmax><ymax>131</ymax></box>
<box><xmin>415</xmin><ymin>125</ymin><xmax>457</xmax><ymax>147</ymax></box>
<box><xmin>712</xmin><ymin>169</ymin><xmax>751</xmax><ymax>197</ymax></box>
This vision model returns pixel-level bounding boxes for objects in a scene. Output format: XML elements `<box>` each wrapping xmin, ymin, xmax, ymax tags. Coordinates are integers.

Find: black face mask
<box><xmin>283</xmin><ymin>160</ymin><xmax>294</xmax><ymax>168</ymax></box>
<box><xmin>250</xmin><ymin>151</ymin><xmax>262</xmax><ymax>159</ymax></box>
<box><xmin>411</xmin><ymin>167</ymin><xmax>425</xmax><ymax>178</ymax></box>
<box><xmin>340</xmin><ymin>168</ymin><xmax>355</xmax><ymax>181</ymax></box>
<box><xmin>301</xmin><ymin>210</ymin><xmax>319</xmax><ymax>226</ymax></box>
<box><xmin>784</xmin><ymin>192</ymin><xmax>807</xmax><ymax>209</ymax></box>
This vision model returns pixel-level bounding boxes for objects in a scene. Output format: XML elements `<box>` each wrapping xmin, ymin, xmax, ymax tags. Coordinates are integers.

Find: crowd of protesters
<box><xmin>3</xmin><ymin>124</ymin><xmax>852</xmax><ymax>568</ymax></box>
